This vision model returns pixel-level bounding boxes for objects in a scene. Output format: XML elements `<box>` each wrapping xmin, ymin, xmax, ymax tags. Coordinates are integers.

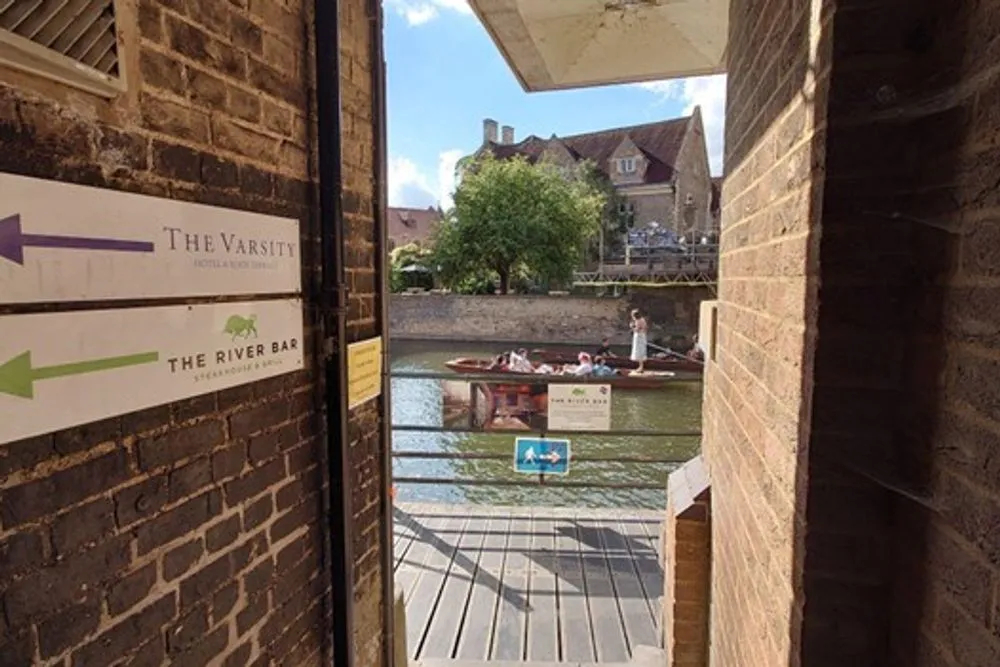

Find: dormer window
<box><xmin>617</xmin><ymin>157</ymin><xmax>637</xmax><ymax>174</ymax></box>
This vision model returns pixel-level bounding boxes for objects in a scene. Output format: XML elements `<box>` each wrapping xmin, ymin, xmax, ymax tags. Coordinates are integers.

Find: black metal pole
<box><xmin>367</xmin><ymin>0</ymin><xmax>396</xmax><ymax>665</ymax></box>
<box><xmin>314</xmin><ymin>2</ymin><xmax>354</xmax><ymax>666</ymax></box>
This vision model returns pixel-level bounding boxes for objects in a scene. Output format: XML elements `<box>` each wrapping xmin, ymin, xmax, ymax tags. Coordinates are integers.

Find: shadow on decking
<box><xmin>395</xmin><ymin>505</ymin><xmax>532</xmax><ymax>610</ymax></box>
<box><xmin>393</xmin><ymin>503</ymin><xmax>664</xmax><ymax>663</ymax></box>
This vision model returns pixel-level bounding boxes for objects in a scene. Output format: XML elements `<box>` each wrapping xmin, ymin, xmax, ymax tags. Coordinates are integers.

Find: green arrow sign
<box><xmin>0</xmin><ymin>350</ymin><xmax>160</xmax><ymax>399</ymax></box>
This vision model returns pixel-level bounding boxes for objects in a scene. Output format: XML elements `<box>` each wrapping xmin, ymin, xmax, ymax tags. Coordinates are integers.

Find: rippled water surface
<box><xmin>390</xmin><ymin>339</ymin><xmax>703</xmax><ymax>509</ymax></box>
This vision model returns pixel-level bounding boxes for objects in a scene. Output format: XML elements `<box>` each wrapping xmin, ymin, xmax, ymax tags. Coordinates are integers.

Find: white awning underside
<box><xmin>468</xmin><ymin>0</ymin><xmax>729</xmax><ymax>91</ymax></box>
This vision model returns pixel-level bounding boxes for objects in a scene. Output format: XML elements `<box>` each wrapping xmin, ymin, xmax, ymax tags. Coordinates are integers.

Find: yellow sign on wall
<box><xmin>347</xmin><ymin>336</ymin><xmax>382</xmax><ymax>409</ymax></box>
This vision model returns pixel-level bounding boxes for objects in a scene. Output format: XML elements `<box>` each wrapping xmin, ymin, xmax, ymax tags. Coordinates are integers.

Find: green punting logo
<box><xmin>571</xmin><ymin>387</ymin><xmax>586</xmax><ymax>396</ymax></box>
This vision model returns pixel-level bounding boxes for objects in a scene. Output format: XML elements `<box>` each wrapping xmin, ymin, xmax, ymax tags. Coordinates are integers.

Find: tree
<box><xmin>389</xmin><ymin>243</ymin><xmax>434</xmax><ymax>293</ymax></box>
<box><xmin>432</xmin><ymin>154</ymin><xmax>605</xmax><ymax>294</ymax></box>
<box><xmin>576</xmin><ymin>160</ymin><xmax>629</xmax><ymax>264</ymax></box>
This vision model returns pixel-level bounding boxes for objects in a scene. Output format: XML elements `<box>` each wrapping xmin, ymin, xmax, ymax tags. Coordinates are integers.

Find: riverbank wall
<box><xmin>389</xmin><ymin>288</ymin><xmax>712</xmax><ymax>345</ymax></box>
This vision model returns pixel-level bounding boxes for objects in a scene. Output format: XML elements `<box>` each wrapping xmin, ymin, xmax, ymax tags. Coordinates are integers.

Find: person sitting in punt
<box><xmin>563</xmin><ymin>352</ymin><xmax>594</xmax><ymax>376</ymax></box>
<box><xmin>595</xmin><ymin>337</ymin><xmax>615</xmax><ymax>358</ymax></box>
<box><xmin>591</xmin><ymin>356</ymin><xmax>617</xmax><ymax>377</ymax></box>
<box><xmin>487</xmin><ymin>354</ymin><xmax>507</xmax><ymax>371</ymax></box>
<box><xmin>508</xmin><ymin>348</ymin><xmax>533</xmax><ymax>373</ymax></box>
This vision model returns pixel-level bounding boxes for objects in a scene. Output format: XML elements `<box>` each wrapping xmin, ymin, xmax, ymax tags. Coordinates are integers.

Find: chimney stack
<box><xmin>501</xmin><ymin>125</ymin><xmax>514</xmax><ymax>144</ymax></box>
<box><xmin>483</xmin><ymin>118</ymin><xmax>498</xmax><ymax>143</ymax></box>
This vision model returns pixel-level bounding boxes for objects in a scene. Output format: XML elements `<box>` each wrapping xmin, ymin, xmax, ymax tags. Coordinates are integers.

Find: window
<box><xmin>617</xmin><ymin>157</ymin><xmax>636</xmax><ymax>174</ymax></box>
<box><xmin>618</xmin><ymin>201</ymin><xmax>635</xmax><ymax>229</ymax></box>
<box><xmin>685</xmin><ymin>193</ymin><xmax>695</xmax><ymax>205</ymax></box>
<box><xmin>0</xmin><ymin>0</ymin><xmax>125</xmax><ymax>97</ymax></box>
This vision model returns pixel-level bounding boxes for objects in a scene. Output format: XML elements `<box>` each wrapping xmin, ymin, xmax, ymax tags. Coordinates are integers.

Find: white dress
<box><xmin>630</xmin><ymin>323</ymin><xmax>647</xmax><ymax>362</ymax></box>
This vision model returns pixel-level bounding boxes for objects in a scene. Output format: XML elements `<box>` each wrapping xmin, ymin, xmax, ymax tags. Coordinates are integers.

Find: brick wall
<box><xmin>338</xmin><ymin>1</ymin><xmax>388</xmax><ymax>665</ymax></box>
<box><xmin>0</xmin><ymin>0</ymin><xmax>386</xmax><ymax>665</ymax></box>
<box><xmin>703</xmin><ymin>0</ymin><xmax>829</xmax><ymax>665</ymax></box>
<box><xmin>807</xmin><ymin>1</ymin><xmax>1000</xmax><ymax>665</ymax></box>
<box><xmin>390</xmin><ymin>289</ymin><xmax>711</xmax><ymax>345</ymax></box>
<box><xmin>661</xmin><ymin>458</ymin><xmax>711</xmax><ymax>667</ymax></box>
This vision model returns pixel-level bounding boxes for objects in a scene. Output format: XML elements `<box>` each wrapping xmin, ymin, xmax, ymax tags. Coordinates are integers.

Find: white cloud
<box><xmin>637</xmin><ymin>74</ymin><xmax>727</xmax><ymax>176</ymax></box>
<box><xmin>388</xmin><ymin>156</ymin><xmax>436</xmax><ymax>208</ymax></box>
<box><xmin>388</xmin><ymin>149</ymin><xmax>465</xmax><ymax>209</ymax></box>
<box><xmin>385</xmin><ymin>0</ymin><xmax>472</xmax><ymax>26</ymax></box>
<box><xmin>436</xmin><ymin>149</ymin><xmax>464</xmax><ymax>209</ymax></box>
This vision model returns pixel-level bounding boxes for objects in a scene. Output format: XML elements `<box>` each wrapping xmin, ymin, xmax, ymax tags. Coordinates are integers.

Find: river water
<box><xmin>390</xmin><ymin>339</ymin><xmax>703</xmax><ymax>509</ymax></box>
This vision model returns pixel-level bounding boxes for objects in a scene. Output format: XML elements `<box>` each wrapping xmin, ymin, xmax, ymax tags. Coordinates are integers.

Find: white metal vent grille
<box><xmin>0</xmin><ymin>0</ymin><xmax>124</xmax><ymax>96</ymax></box>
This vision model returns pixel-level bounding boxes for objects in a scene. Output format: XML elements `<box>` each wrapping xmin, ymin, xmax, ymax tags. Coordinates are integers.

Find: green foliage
<box><xmin>432</xmin><ymin>154</ymin><xmax>605</xmax><ymax>294</ymax></box>
<box><xmin>576</xmin><ymin>160</ymin><xmax>629</xmax><ymax>262</ymax></box>
<box><xmin>389</xmin><ymin>243</ymin><xmax>434</xmax><ymax>293</ymax></box>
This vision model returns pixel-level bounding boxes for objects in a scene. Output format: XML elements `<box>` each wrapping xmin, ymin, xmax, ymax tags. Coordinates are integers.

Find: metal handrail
<box><xmin>392</xmin><ymin>476</ymin><xmax>665</xmax><ymax>490</ymax></box>
<box><xmin>392</xmin><ymin>450</ymin><xmax>689</xmax><ymax>463</ymax></box>
<box><xmin>391</xmin><ymin>424</ymin><xmax>700</xmax><ymax>437</ymax></box>
<box><xmin>390</xmin><ymin>370</ymin><xmax>700</xmax><ymax>490</ymax></box>
<box><xmin>391</xmin><ymin>370</ymin><xmax>702</xmax><ymax>383</ymax></box>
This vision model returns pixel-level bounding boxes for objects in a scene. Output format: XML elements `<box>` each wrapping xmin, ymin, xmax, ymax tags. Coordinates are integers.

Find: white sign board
<box><xmin>0</xmin><ymin>299</ymin><xmax>304</xmax><ymax>444</ymax></box>
<box><xmin>547</xmin><ymin>384</ymin><xmax>612</xmax><ymax>431</ymax></box>
<box><xmin>0</xmin><ymin>172</ymin><xmax>301</xmax><ymax>304</ymax></box>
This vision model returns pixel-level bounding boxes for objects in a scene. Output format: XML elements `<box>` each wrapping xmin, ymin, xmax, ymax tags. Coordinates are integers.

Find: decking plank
<box><xmin>617</xmin><ymin>516</ymin><xmax>663</xmax><ymax>633</ymax></box>
<box><xmin>420</xmin><ymin>512</ymin><xmax>491</xmax><ymax>659</ymax></box>
<box><xmin>598</xmin><ymin>517</ymin><xmax>659</xmax><ymax>652</ymax></box>
<box><xmin>406</xmin><ymin>514</ymin><xmax>470</xmax><ymax>655</ymax></box>
<box><xmin>395</xmin><ymin>511</ymin><xmax>448</xmax><ymax>603</ymax></box>
<box><xmin>393</xmin><ymin>503</ymin><xmax>662</xmax><ymax>664</ymax></box>
<box><xmin>395</xmin><ymin>514</ymin><xmax>420</xmax><ymax>570</ymax></box>
<box><xmin>454</xmin><ymin>509</ymin><xmax>512</xmax><ymax>661</ymax></box>
<box><xmin>526</xmin><ymin>513</ymin><xmax>558</xmax><ymax>662</ymax></box>
<box><xmin>555</xmin><ymin>514</ymin><xmax>596</xmax><ymax>663</ymax></box>
<box><xmin>491</xmin><ymin>511</ymin><xmax>532</xmax><ymax>661</ymax></box>
<box><xmin>576</xmin><ymin>517</ymin><xmax>629</xmax><ymax>663</ymax></box>
<box><xmin>631</xmin><ymin>517</ymin><xmax>665</xmax><ymax>630</ymax></box>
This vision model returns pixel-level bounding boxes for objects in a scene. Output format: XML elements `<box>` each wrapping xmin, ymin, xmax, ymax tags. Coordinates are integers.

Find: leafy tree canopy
<box><xmin>389</xmin><ymin>243</ymin><xmax>434</xmax><ymax>293</ymax></box>
<box><xmin>432</xmin><ymin>154</ymin><xmax>605</xmax><ymax>293</ymax></box>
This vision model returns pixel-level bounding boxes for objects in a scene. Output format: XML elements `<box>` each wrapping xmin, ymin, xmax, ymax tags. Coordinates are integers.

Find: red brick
<box><xmin>38</xmin><ymin>596</ymin><xmax>102</xmax><ymax>658</ymax></box>
<box><xmin>6</xmin><ymin>537</ymin><xmax>129</xmax><ymax>626</ymax></box>
<box><xmin>72</xmin><ymin>595</ymin><xmax>177</xmax><ymax>667</ymax></box>
<box><xmin>207</xmin><ymin>515</ymin><xmax>242</xmax><ymax>553</ymax></box>
<box><xmin>52</xmin><ymin>498</ymin><xmax>117</xmax><ymax>555</ymax></box>
<box><xmin>212</xmin><ymin>582</ymin><xmax>239</xmax><ymax>622</ymax></box>
<box><xmin>167</xmin><ymin>605</ymin><xmax>209</xmax><ymax>653</ymax></box>
<box><xmin>1</xmin><ymin>449</ymin><xmax>130</xmax><ymax>527</ymax></box>
<box><xmin>108</xmin><ymin>563</ymin><xmax>158</xmax><ymax>617</ymax></box>
<box><xmin>180</xmin><ymin>553</ymin><xmax>232</xmax><ymax>610</ymax></box>
<box><xmin>137</xmin><ymin>420</ymin><xmax>225</xmax><ymax>471</ymax></box>
<box><xmin>244</xmin><ymin>494</ymin><xmax>274</xmax><ymax>530</ymax></box>
<box><xmin>0</xmin><ymin>530</ymin><xmax>47</xmax><ymax>584</ymax></box>
<box><xmin>136</xmin><ymin>492</ymin><xmax>217</xmax><ymax>556</ymax></box>
<box><xmin>224</xmin><ymin>459</ymin><xmax>286</xmax><ymax>506</ymax></box>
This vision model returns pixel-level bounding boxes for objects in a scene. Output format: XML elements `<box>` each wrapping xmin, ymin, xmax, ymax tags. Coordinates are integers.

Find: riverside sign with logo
<box><xmin>0</xmin><ymin>300</ymin><xmax>305</xmax><ymax>444</ymax></box>
<box><xmin>547</xmin><ymin>384</ymin><xmax>612</xmax><ymax>431</ymax></box>
<box><xmin>0</xmin><ymin>172</ymin><xmax>301</xmax><ymax>304</ymax></box>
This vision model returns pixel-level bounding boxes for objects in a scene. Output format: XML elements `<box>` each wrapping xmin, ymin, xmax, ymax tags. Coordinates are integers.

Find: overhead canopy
<box><xmin>468</xmin><ymin>0</ymin><xmax>728</xmax><ymax>92</ymax></box>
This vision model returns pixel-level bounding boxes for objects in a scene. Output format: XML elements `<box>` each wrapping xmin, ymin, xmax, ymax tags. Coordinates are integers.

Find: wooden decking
<box><xmin>393</xmin><ymin>503</ymin><xmax>664</xmax><ymax>663</ymax></box>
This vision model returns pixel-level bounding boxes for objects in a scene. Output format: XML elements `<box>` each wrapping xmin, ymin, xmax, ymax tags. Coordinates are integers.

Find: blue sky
<box><xmin>384</xmin><ymin>0</ymin><xmax>727</xmax><ymax>210</ymax></box>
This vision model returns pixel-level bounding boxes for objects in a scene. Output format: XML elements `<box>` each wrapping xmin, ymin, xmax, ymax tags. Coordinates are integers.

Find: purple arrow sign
<box><xmin>0</xmin><ymin>214</ymin><xmax>155</xmax><ymax>265</ymax></box>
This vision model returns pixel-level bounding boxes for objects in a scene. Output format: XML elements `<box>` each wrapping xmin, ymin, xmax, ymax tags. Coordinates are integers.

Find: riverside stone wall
<box><xmin>389</xmin><ymin>288</ymin><xmax>713</xmax><ymax>345</ymax></box>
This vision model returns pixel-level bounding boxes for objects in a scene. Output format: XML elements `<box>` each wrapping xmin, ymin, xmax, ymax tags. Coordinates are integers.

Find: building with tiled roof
<box><xmin>474</xmin><ymin>109</ymin><xmax>717</xmax><ymax>241</ymax></box>
<box><xmin>387</xmin><ymin>206</ymin><xmax>442</xmax><ymax>250</ymax></box>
